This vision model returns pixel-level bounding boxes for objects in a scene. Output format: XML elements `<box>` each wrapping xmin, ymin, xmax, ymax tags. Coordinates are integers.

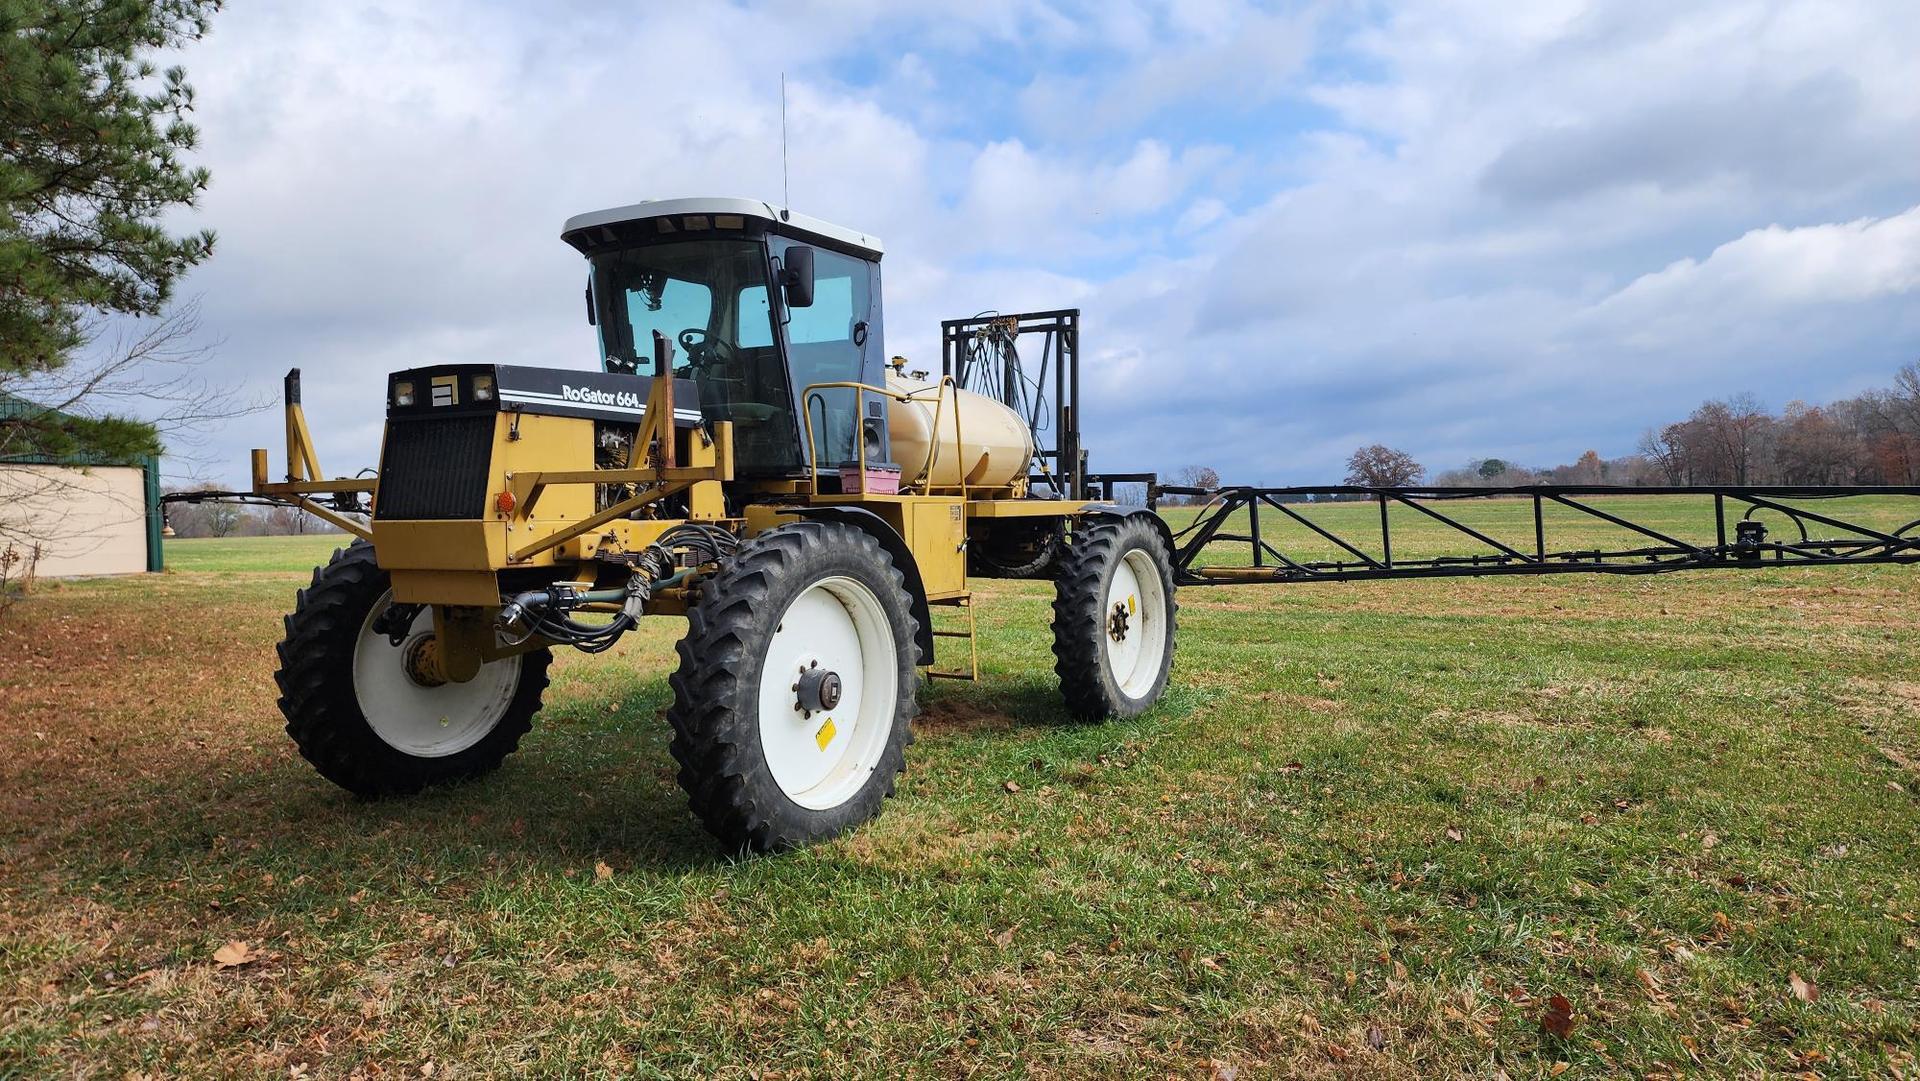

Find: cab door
<box><xmin>771</xmin><ymin>240</ymin><xmax>880</xmax><ymax>473</ymax></box>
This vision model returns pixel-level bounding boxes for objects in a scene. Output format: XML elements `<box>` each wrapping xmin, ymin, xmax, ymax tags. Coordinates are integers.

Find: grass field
<box><xmin>4</xmin><ymin>497</ymin><xmax>1919</xmax><ymax>1078</ymax></box>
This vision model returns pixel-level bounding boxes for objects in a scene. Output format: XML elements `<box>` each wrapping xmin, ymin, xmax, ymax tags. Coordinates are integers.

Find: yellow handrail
<box><xmin>800</xmin><ymin>377</ymin><xmax>966</xmax><ymax>499</ymax></box>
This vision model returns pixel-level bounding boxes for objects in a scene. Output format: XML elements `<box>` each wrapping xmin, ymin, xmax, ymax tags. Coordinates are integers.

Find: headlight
<box><xmin>472</xmin><ymin>375</ymin><xmax>495</xmax><ymax>401</ymax></box>
<box><xmin>393</xmin><ymin>380</ymin><xmax>415</xmax><ymax>407</ymax></box>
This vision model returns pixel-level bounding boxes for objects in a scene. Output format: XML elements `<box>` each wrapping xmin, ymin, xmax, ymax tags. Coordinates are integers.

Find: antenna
<box><xmin>779</xmin><ymin>73</ymin><xmax>791</xmax><ymax>220</ymax></box>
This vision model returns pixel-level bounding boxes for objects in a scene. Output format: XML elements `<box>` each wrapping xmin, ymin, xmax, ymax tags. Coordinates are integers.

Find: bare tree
<box><xmin>1171</xmin><ymin>465</ymin><xmax>1220</xmax><ymax>505</ymax></box>
<box><xmin>163</xmin><ymin>485</ymin><xmax>253</xmax><ymax>539</ymax></box>
<box><xmin>1637</xmin><ymin>427</ymin><xmax>1686</xmax><ymax>483</ymax></box>
<box><xmin>1345</xmin><ymin>444</ymin><xmax>1425</xmax><ymax>487</ymax></box>
<box><xmin>1688</xmin><ymin>394</ymin><xmax>1774</xmax><ymax>484</ymax></box>
<box><xmin>1774</xmin><ymin>401</ymin><xmax>1857</xmax><ymax>484</ymax></box>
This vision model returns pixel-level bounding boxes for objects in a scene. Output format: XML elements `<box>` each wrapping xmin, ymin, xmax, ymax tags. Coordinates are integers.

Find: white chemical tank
<box><xmin>885</xmin><ymin>370</ymin><xmax>1034</xmax><ymax>490</ymax></box>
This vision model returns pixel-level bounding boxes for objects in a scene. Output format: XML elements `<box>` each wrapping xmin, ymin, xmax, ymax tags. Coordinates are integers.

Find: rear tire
<box><xmin>667</xmin><ymin>521</ymin><xmax>919</xmax><ymax>852</ymax></box>
<box><xmin>968</xmin><ymin>517</ymin><xmax>1062</xmax><ymax>579</ymax></box>
<box><xmin>276</xmin><ymin>541</ymin><xmax>549</xmax><ymax>796</ymax></box>
<box><xmin>1052</xmin><ymin>515</ymin><xmax>1177</xmax><ymax>720</ymax></box>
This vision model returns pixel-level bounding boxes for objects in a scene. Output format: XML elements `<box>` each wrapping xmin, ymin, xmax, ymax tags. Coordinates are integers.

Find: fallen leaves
<box><xmin>594</xmin><ymin>861</ymin><xmax>614</xmax><ymax>882</ymax></box>
<box><xmin>1002</xmin><ymin>780</ymin><xmax>1021</xmax><ymax>794</ymax></box>
<box><xmin>1540</xmin><ymin>994</ymin><xmax>1576</xmax><ymax>1039</ymax></box>
<box><xmin>1444</xmin><ymin>826</ymin><xmax>1464</xmax><ymax>843</ymax></box>
<box><xmin>1788</xmin><ymin>972</ymin><xmax>1819</xmax><ymax>1003</ymax></box>
<box><xmin>212</xmin><ymin>940</ymin><xmax>256</xmax><ymax>968</ymax></box>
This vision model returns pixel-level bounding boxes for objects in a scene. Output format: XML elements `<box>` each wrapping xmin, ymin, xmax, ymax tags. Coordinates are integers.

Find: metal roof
<box><xmin>561</xmin><ymin>197</ymin><xmax>883</xmax><ymax>259</ymax></box>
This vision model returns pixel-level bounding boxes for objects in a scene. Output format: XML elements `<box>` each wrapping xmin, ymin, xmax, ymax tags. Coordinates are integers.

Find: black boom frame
<box><xmin>1160</xmin><ymin>484</ymin><xmax>1920</xmax><ymax>586</ymax></box>
<box><xmin>938</xmin><ymin>309</ymin><xmax>1920</xmax><ymax>589</ymax></box>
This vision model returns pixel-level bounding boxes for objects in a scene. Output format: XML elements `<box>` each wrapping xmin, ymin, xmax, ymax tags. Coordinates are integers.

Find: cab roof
<box><xmin>561</xmin><ymin>197</ymin><xmax>883</xmax><ymax>260</ymax></box>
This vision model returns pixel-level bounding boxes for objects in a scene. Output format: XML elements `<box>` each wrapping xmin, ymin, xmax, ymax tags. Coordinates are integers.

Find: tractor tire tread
<box><xmin>1051</xmin><ymin>515</ymin><xmax>1178</xmax><ymax>720</ymax></box>
<box><xmin>666</xmin><ymin>521</ymin><xmax>918</xmax><ymax>853</ymax></box>
<box><xmin>276</xmin><ymin>540</ymin><xmax>549</xmax><ymax>797</ymax></box>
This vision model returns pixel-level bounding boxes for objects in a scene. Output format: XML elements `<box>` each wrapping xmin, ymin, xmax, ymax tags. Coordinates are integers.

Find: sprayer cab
<box><xmin>562</xmin><ymin>198</ymin><xmax>893</xmax><ymax>484</ymax></box>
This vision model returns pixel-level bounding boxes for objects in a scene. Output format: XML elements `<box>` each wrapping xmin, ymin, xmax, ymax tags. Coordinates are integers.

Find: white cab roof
<box><xmin>561</xmin><ymin>197</ymin><xmax>883</xmax><ymax>258</ymax></box>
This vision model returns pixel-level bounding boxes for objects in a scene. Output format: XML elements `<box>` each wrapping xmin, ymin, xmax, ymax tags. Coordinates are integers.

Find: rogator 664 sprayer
<box><xmin>193</xmin><ymin>197</ymin><xmax>1920</xmax><ymax>852</ymax></box>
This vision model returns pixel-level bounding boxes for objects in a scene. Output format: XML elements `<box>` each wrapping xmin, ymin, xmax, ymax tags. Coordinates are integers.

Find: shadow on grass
<box><xmin>21</xmin><ymin>665</ymin><xmax>1102</xmax><ymax>895</ymax></box>
<box><xmin>917</xmin><ymin>673</ymin><xmax>1081</xmax><ymax>735</ymax></box>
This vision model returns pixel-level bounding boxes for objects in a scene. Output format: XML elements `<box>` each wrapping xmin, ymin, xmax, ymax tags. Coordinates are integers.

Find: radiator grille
<box><xmin>375</xmin><ymin>415</ymin><xmax>494</xmax><ymax>520</ymax></box>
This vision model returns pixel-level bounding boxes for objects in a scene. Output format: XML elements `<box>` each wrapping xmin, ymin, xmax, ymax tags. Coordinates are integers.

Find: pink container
<box><xmin>839</xmin><ymin>463</ymin><xmax>902</xmax><ymax>495</ymax></box>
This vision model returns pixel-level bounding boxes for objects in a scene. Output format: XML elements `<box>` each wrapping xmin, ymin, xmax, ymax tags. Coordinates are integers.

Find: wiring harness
<box><xmin>495</xmin><ymin>523</ymin><xmax>742</xmax><ymax>654</ymax></box>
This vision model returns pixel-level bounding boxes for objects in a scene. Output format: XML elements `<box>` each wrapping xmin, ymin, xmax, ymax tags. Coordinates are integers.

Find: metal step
<box><xmin>924</xmin><ymin>594</ymin><xmax>978</xmax><ymax>682</ymax></box>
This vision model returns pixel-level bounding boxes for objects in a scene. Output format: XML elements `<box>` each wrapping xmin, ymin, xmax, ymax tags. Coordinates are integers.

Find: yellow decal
<box><xmin>1127</xmin><ymin>594</ymin><xmax>1137</xmax><ymax>614</ymax></box>
<box><xmin>814</xmin><ymin>717</ymin><xmax>837</xmax><ymax>751</ymax></box>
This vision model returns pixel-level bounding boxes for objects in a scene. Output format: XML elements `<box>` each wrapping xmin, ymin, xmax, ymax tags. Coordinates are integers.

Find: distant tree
<box><xmin>1567</xmin><ymin>449</ymin><xmax>1606</xmax><ymax>484</ymax></box>
<box><xmin>1171</xmin><ymin>465</ymin><xmax>1220</xmax><ymax>504</ymax></box>
<box><xmin>1345</xmin><ymin>444</ymin><xmax>1424</xmax><ymax>487</ymax></box>
<box><xmin>164</xmin><ymin>484</ymin><xmax>250</xmax><ymax>538</ymax></box>
<box><xmin>1690</xmin><ymin>394</ymin><xmax>1774</xmax><ymax>484</ymax></box>
<box><xmin>1774</xmin><ymin>401</ymin><xmax>1857</xmax><ymax>484</ymax></box>
<box><xmin>1476</xmin><ymin>458</ymin><xmax>1507</xmax><ymax>479</ymax></box>
<box><xmin>1637</xmin><ymin>427</ymin><xmax>1685</xmax><ymax>484</ymax></box>
<box><xmin>1175</xmin><ymin>465</ymin><xmax>1220</xmax><ymax>489</ymax></box>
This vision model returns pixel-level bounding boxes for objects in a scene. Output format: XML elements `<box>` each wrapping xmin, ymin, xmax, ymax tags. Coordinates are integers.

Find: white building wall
<box><xmin>0</xmin><ymin>464</ymin><xmax>149</xmax><ymax>577</ymax></box>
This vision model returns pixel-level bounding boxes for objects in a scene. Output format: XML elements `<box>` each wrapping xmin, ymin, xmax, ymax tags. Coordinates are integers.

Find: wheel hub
<box><xmin>401</xmin><ymin>634</ymin><xmax>449</xmax><ymax>688</ymax></box>
<box><xmin>793</xmin><ymin>661</ymin><xmax>843</xmax><ymax>716</ymax></box>
<box><xmin>1108</xmin><ymin>599</ymin><xmax>1132</xmax><ymax>642</ymax></box>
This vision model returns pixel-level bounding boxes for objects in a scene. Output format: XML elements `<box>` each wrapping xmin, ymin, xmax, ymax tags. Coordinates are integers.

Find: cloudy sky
<box><xmin>160</xmin><ymin>0</ymin><xmax>1920</xmax><ymax>487</ymax></box>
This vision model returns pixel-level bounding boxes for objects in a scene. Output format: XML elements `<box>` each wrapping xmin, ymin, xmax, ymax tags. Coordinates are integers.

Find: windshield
<box><xmin>590</xmin><ymin>239</ymin><xmax>797</xmax><ymax>473</ymax></box>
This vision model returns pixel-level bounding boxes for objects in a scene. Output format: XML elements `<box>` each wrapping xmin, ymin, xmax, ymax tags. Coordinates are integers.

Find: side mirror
<box><xmin>780</xmin><ymin>246</ymin><xmax>815</xmax><ymax>308</ymax></box>
<box><xmin>584</xmin><ymin>278</ymin><xmax>596</xmax><ymax>326</ymax></box>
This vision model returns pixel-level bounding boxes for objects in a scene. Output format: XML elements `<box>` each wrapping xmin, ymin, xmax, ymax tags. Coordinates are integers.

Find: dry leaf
<box><xmin>1700</xmin><ymin>831</ymin><xmax>1719</xmax><ymax>850</ymax></box>
<box><xmin>212</xmin><ymin>940</ymin><xmax>256</xmax><ymax>968</ymax></box>
<box><xmin>1209</xmin><ymin>1062</ymin><xmax>1238</xmax><ymax>1081</ymax></box>
<box><xmin>1445</xmin><ymin>826</ymin><xmax>1464</xmax><ymax>843</ymax></box>
<box><xmin>594</xmin><ymin>861</ymin><xmax>614</xmax><ymax>882</ymax></box>
<box><xmin>1002</xmin><ymin>780</ymin><xmax>1021</xmax><ymax>793</ymax></box>
<box><xmin>1364</xmin><ymin>1024</ymin><xmax>1387</xmax><ymax>1050</ymax></box>
<box><xmin>1549</xmin><ymin>1062</ymin><xmax>1570</xmax><ymax>1076</ymax></box>
<box><xmin>1788</xmin><ymin>972</ymin><xmax>1819</xmax><ymax>1003</ymax></box>
<box><xmin>1540</xmin><ymin>994</ymin><xmax>1575</xmax><ymax>1038</ymax></box>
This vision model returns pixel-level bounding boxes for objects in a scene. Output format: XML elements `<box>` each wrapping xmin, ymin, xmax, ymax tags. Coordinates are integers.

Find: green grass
<box><xmin>163</xmin><ymin>533</ymin><xmax>350</xmax><ymax>574</ymax></box>
<box><xmin>5</xmin><ymin>499</ymin><xmax>1920</xmax><ymax>1078</ymax></box>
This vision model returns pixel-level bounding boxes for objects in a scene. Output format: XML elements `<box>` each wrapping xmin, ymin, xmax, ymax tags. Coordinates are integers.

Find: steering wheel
<box><xmin>676</xmin><ymin>328</ymin><xmax>735</xmax><ymax>375</ymax></box>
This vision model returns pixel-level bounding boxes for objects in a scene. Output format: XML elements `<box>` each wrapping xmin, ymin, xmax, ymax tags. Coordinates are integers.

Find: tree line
<box><xmin>1167</xmin><ymin>361</ymin><xmax>1920</xmax><ymax>497</ymax></box>
<box><xmin>1437</xmin><ymin>362</ymin><xmax>1920</xmax><ymax>488</ymax></box>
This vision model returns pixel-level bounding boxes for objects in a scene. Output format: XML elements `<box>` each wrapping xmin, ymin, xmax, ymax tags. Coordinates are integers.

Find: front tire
<box><xmin>1052</xmin><ymin>515</ymin><xmax>1178</xmax><ymax>720</ymax></box>
<box><xmin>667</xmin><ymin>521</ymin><xmax>919</xmax><ymax>852</ymax></box>
<box><xmin>275</xmin><ymin>542</ymin><xmax>549</xmax><ymax>796</ymax></box>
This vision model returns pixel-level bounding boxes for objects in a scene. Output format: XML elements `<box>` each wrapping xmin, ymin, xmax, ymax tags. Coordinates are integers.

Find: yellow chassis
<box><xmin>253</xmin><ymin>368</ymin><xmax>1090</xmax><ymax>684</ymax></box>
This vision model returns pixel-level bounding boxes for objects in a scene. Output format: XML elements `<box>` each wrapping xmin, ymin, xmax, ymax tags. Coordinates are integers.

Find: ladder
<box><xmin>925</xmin><ymin>593</ymin><xmax>978</xmax><ymax>682</ymax></box>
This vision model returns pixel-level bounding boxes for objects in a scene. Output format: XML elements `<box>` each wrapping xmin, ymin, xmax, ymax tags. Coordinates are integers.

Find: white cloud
<box><xmin>137</xmin><ymin>0</ymin><xmax>1920</xmax><ymax>490</ymax></box>
<box><xmin>1602</xmin><ymin>207</ymin><xmax>1920</xmax><ymax>311</ymax></box>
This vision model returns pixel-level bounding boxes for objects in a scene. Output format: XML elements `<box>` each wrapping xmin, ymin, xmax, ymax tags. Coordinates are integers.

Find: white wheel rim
<box><xmin>758</xmin><ymin>576</ymin><xmax>898</xmax><ymax>811</ymax></box>
<box><xmin>352</xmin><ymin>592</ymin><xmax>522</xmax><ymax>758</ymax></box>
<box><xmin>1105</xmin><ymin>548</ymin><xmax>1168</xmax><ymax>699</ymax></box>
